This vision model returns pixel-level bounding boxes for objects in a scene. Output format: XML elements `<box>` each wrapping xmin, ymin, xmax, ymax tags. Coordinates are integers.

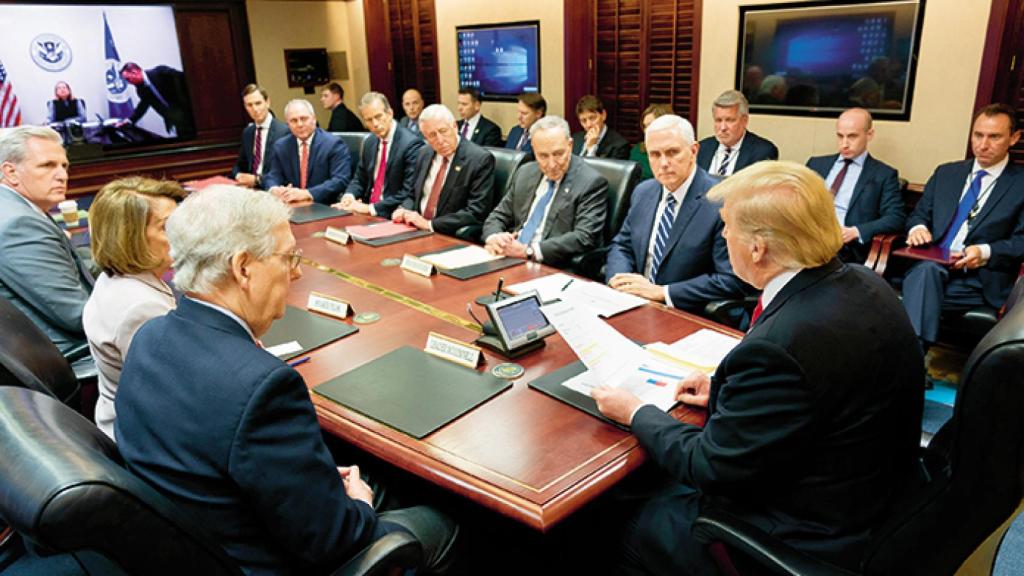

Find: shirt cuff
<box><xmin>342</xmin><ymin>193</ymin><xmax>354</xmax><ymax>202</ymax></box>
<box><xmin>663</xmin><ymin>286</ymin><xmax>673</xmax><ymax>307</ymax></box>
<box><xmin>532</xmin><ymin>241</ymin><xmax>544</xmax><ymax>262</ymax></box>
<box><xmin>980</xmin><ymin>244</ymin><xmax>992</xmax><ymax>263</ymax></box>
<box><xmin>855</xmin><ymin>227</ymin><xmax>864</xmax><ymax>243</ymax></box>
<box><xmin>369</xmin><ymin>205</ymin><xmax>377</xmax><ymax>217</ymax></box>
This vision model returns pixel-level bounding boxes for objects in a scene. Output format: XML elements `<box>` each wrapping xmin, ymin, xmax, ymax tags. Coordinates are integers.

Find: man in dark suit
<box><xmin>262</xmin><ymin>99</ymin><xmax>353</xmax><ymax>205</ymax></box>
<box><xmin>321</xmin><ymin>82</ymin><xmax>365</xmax><ymax>133</ymax></box>
<box><xmin>504</xmin><ymin>92</ymin><xmax>546</xmax><ymax>155</ymax></box>
<box><xmin>456</xmin><ymin>88</ymin><xmax>503</xmax><ymax>147</ymax></box>
<box><xmin>594</xmin><ymin>161</ymin><xmax>924</xmax><ymax>575</ymax></box>
<box><xmin>119</xmin><ymin>61</ymin><xmax>195</xmax><ymax>136</ymax></box>
<box><xmin>336</xmin><ymin>92</ymin><xmax>424</xmax><ymax>219</ymax></box>
<box><xmin>116</xmin><ymin>186</ymin><xmax>457</xmax><ymax>575</ymax></box>
<box><xmin>902</xmin><ymin>103</ymin><xmax>1024</xmax><ymax>346</ymax></box>
<box><xmin>696</xmin><ymin>90</ymin><xmax>778</xmax><ymax>177</ymax></box>
<box><xmin>571</xmin><ymin>95</ymin><xmax>630</xmax><ymax>160</ymax></box>
<box><xmin>605</xmin><ymin>115</ymin><xmax>747</xmax><ymax>312</ymax></box>
<box><xmin>232</xmin><ymin>84</ymin><xmax>290</xmax><ymax>190</ymax></box>
<box><xmin>392</xmin><ymin>104</ymin><xmax>495</xmax><ymax>237</ymax></box>
<box><xmin>398</xmin><ymin>88</ymin><xmax>425</xmax><ymax>138</ymax></box>
<box><xmin>806</xmin><ymin>108</ymin><xmax>905</xmax><ymax>263</ymax></box>
<box><xmin>483</xmin><ymin>116</ymin><xmax>608</xmax><ymax>268</ymax></box>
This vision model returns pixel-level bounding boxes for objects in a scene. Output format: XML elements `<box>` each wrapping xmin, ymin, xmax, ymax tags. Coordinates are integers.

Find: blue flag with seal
<box><xmin>103</xmin><ymin>12</ymin><xmax>134</xmax><ymax>120</ymax></box>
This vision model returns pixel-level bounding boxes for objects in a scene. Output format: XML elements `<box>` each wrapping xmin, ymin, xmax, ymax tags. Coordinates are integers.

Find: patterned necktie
<box><xmin>252</xmin><ymin>126</ymin><xmax>263</xmax><ymax>174</ymax></box>
<box><xmin>518</xmin><ymin>179</ymin><xmax>556</xmax><ymax>245</ymax></box>
<box><xmin>649</xmin><ymin>193</ymin><xmax>678</xmax><ymax>282</ymax></box>
<box><xmin>830</xmin><ymin>158</ymin><xmax>853</xmax><ymax>196</ymax></box>
<box><xmin>718</xmin><ymin>147</ymin><xmax>733</xmax><ymax>176</ymax></box>
<box><xmin>939</xmin><ymin>170</ymin><xmax>988</xmax><ymax>250</ymax></box>
<box><xmin>515</xmin><ymin>131</ymin><xmax>527</xmax><ymax>151</ymax></box>
<box><xmin>299</xmin><ymin>140</ymin><xmax>309</xmax><ymax>190</ymax></box>
<box><xmin>370</xmin><ymin>139</ymin><xmax>388</xmax><ymax>204</ymax></box>
<box><xmin>423</xmin><ymin>156</ymin><xmax>450</xmax><ymax>220</ymax></box>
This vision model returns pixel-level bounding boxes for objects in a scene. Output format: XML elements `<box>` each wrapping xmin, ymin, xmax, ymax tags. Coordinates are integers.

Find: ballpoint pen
<box><xmin>288</xmin><ymin>356</ymin><xmax>311</xmax><ymax>367</ymax></box>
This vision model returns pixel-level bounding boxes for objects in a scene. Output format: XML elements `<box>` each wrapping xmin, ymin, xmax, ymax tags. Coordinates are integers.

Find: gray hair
<box><xmin>712</xmin><ymin>90</ymin><xmax>749</xmax><ymax>117</ymax></box>
<box><xmin>359</xmin><ymin>91</ymin><xmax>392</xmax><ymax>113</ymax></box>
<box><xmin>167</xmin><ymin>185</ymin><xmax>291</xmax><ymax>294</ymax></box>
<box><xmin>646</xmin><ymin>114</ymin><xmax>695</xmax><ymax>145</ymax></box>
<box><xmin>529</xmin><ymin>115</ymin><xmax>571</xmax><ymax>140</ymax></box>
<box><xmin>0</xmin><ymin>126</ymin><xmax>63</xmax><ymax>167</ymax></box>
<box><xmin>418</xmin><ymin>104</ymin><xmax>455</xmax><ymax>127</ymax></box>
<box><xmin>283</xmin><ymin>98</ymin><xmax>315</xmax><ymax>118</ymax></box>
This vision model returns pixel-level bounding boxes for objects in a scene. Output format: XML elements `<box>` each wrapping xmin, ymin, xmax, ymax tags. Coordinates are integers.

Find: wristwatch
<box><xmin>525</xmin><ymin>246</ymin><xmax>535</xmax><ymax>261</ymax></box>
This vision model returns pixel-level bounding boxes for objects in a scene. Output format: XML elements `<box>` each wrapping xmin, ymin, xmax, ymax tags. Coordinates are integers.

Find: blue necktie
<box><xmin>649</xmin><ymin>193</ymin><xmax>678</xmax><ymax>282</ymax></box>
<box><xmin>939</xmin><ymin>170</ymin><xmax>987</xmax><ymax>250</ymax></box>
<box><xmin>518</xmin><ymin>179</ymin><xmax>555</xmax><ymax>246</ymax></box>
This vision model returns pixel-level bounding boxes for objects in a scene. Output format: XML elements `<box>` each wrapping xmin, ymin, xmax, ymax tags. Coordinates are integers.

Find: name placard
<box><xmin>424</xmin><ymin>332</ymin><xmax>482</xmax><ymax>369</ymax></box>
<box><xmin>400</xmin><ymin>254</ymin><xmax>434</xmax><ymax>277</ymax></box>
<box><xmin>306</xmin><ymin>291</ymin><xmax>351</xmax><ymax>319</ymax></box>
<box><xmin>324</xmin><ymin>226</ymin><xmax>351</xmax><ymax>245</ymax></box>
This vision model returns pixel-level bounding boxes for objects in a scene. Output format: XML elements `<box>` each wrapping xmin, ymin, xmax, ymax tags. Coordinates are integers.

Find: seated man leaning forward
<box><xmin>605</xmin><ymin>114</ymin><xmax>749</xmax><ymax>312</ymax></box>
<box><xmin>481</xmin><ymin>115</ymin><xmax>608</xmax><ymax>269</ymax></box>
<box><xmin>115</xmin><ymin>186</ymin><xmax>457</xmax><ymax>575</ymax></box>
<box><xmin>593</xmin><ymin>161</ymin><xmax>924</xmax><ymax>575</ymax></box>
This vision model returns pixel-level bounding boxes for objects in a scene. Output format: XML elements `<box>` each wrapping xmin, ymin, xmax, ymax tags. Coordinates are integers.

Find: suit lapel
<box><xmin>633</xmin><ymin>185</ymin><xmax>661</xmax><ymax>266</ymax></box>
<box><xmin>660</xmin><ymin>171</ymin><xmax>707</xmax><ymax>261</ymax></box>
<box><xmin>846</xmin><ymin>155</ymin><xmax>874</xmax><ymax>214</ymax></box>
<box><xmin>541</xmin><ymin>163</ymin><xmax>576</xmax><ymax>239</ymax></box>
<box><xmin>413</xmin><ymin>149</ymin><xmax>433</xmax><ymax>208</ymax></box>
<box><xmin>968</xmin><ymin>164</ymin><xmax>1019</xmax><ymax>233</ymax></box>
<box><xmin>936</xmin><ymin>162</ymin><xmax>973</xmax><ymax>233</ymax></box>
<box><xmin>518</xmin><ymin>168</ymin><xmax>546</xmax><ymax>226</ymax></box>
<box><xmin>437</xmin><ymin>142</ymin><xmax>467</xmax><ymax>213</ymax></box>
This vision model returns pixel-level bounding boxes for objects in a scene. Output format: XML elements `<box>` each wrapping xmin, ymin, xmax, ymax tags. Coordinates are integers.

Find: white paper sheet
<box><xmin>419</xmin><ymin>245</ymin><xmax>502</xmax><ymax>270</ymax></box>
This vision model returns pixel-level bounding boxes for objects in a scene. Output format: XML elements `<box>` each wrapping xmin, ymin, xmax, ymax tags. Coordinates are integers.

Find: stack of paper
<box><xmin>419</xmin><ymin>245</ymin><xmax>502</xmax><ymax>270</ymax></box>
<box><xmin>507</xmin><ymin>273</ymin><xmax>646</xmax><ymax>317</ymax></box>
<box><xmin>644</xmin><ymin>329</ymin><xmax>741</xmax><ymax>374</ymax></box>
<box><xmin>346</xmin><ymin>221</ymin><xmax>417</xmax><ymax>240</ymax></box>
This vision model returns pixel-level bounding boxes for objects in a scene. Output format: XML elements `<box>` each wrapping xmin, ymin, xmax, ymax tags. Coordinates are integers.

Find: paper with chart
<box><xmin>540</xmin><ymin>300</ymin><xmax>691</xmax><ymax>411</ymax></box>
<box><xmin>508</xmin><ymin>273</ymin><xmax>646</xmax><ymax>317</ymax></box>
<box><xmin>644</xmin><ymin>329</ymin><xmax>741</xmax><ymax>374</ymax></box>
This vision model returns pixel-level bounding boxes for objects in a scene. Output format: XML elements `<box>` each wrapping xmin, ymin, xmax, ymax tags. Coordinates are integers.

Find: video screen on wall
<box><xmin>457</xmin><ymin>21</ymin><xmax>540</xmax><ymax>101</ymax></box>
<box><xmin>0</xmin><ymin>4</ymin><xmax>195</xmax><ymax>147</ymax></box>
<box><xmin>737</xmin><ymin>0</ymin><xmax>925</xmax><ymax>119</ymax></box>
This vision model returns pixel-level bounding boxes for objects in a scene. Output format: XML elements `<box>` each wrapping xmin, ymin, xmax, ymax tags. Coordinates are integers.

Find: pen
<box><xmin>288</xmin><ymin>356</ymin><xmax>311</xmax><ymax>367</ymax></box>
<box><xmin>561</xmin><ymin>278</ymin><xmax>575</xmax><ymax>292</ymax></box>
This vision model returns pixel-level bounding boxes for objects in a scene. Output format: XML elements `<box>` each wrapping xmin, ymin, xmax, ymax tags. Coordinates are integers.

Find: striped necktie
<box><xmin>649</xmin><ymin>193</ymin><xmax>678</xmax><ymax>282</ymax></box>
<box><xmin>718</xmin><ymin>147</ymin><xmax>733</xmax><ymax>177</ymax></box>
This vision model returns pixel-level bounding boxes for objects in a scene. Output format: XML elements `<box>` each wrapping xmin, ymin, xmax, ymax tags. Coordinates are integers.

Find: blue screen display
<box><xmin>775</xmin><ymin>16</ymin><xmax>891</xmax><ymax>76</ymax></box>
<box><xmin>457</xmin><ymin>23</ymin><xmax>539</xmax><ymax>99</ymax></box>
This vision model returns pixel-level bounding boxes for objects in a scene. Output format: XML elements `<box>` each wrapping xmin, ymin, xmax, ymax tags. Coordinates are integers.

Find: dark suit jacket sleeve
<box><xmin>605</xmin><ymin>190</ymin><xmax>645</xmax><ymax>280</ymax></box>
<box><xmin>764</xmin><ymin>138</ymin><xmax>780</xmax><ymax>161</ymax></box>
<box><xmin>481</xmin><ymin>174</ymin><xmax>521</xmax><ymax>239</ymax></box>
<box><xmin>604</xmin><ymin>131</ymin><xmax>632</xmax><ymax>160</ymax></box>
<box><xmin>906</xmin><ymin>170</ymin><xmax>940</xmax><ymax>233</ymax></box>
<box><xmin>987</xmin><ymin>174</ymin><xmax>1024</xmax><ymax>268</ymax></box>
<box><xmin>372</xmin><ymin>136</ymin><xmax>425</xmax><ymax>218</ymax></box>
<box><xmin>232</xmin><ymin>127</ymin><xmax>252</xmax><ymax>178</ymax></box>
<box><xmin>478</xmin><ymin>120</ymin><xmax>503</xmax><ymax>147</ymax></box>
<box><xmin>538</xmin><ymin>173</ymin><xmax>608</xmax><ymax>264</ymax></box>
<box><xmin>666</xmin><ymin>218</ymin><xmax>747</xmax><ymax>309</ymax></box>
<box><xmin>229</xmin><ymin>364</ymin><xmax>379</xmax><ymax>567</ymax></box>
<box><xmin>128</xmin><ymin>89</ymin><xmax>151</xmax><ymax>125</ymax></box>
<box><xmin>432</xmin><ymin>150</ymin><xmax>496</xmax><ymax>236</ymax></box>
<box><xmin>260</xmin><ymin>141</ymin><xmax>286</xmax><ymax>190</ymax></box>
<box><xmin>631</xmin><ymin>338</ymin><xmax>814</xmax><ymax>493</ymax></box>
<box><xmin>856</xmin><ymin>164</ymin><xmax>905</xmax><ymax>241</ymax></box>
<box><xmin>344</xmin><ymin>146</ymin><xmax>371</xmax><ymax>201</ymax></box>
<box><xmin>400</xmin><ymin>151</ymin><xmax>429</xmax><ymax>211</ymax></box>
<box><xmin>307</xmin><ymin>137</ymin><xmax>353</xmax><ymax>204</ymax></box>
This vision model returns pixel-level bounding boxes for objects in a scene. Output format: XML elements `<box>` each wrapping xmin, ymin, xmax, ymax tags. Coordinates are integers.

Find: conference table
<box><xmin>285</xmin><ymin>211</ymin><xmax>737</xmax><ymax>532</ymax></box>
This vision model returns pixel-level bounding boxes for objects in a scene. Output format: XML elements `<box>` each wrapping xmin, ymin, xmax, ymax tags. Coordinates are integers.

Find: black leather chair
<box><xmin>333</xmin><ymin>132</ymin><xmax>373</xmax><ymax>167</ymax></box>
<box><xmin>570</xmin><ymin>157</ymin><xmax>642</xmax><ymax>280</ymax></box>
<box><xmin>0</xmin><ymin>295</ymin><xmax>79</xmax><ymax>406</ymax></box>
<box><xmin>0</xmin><ymin>387</ymin><xmax>422</xmax><ymax>576</ymax></box>
<box><xmin>692</xmin><ymin>292</ymin><xmax>1024</xmax><ymax>576</ymax></box>
<box><xmin>455</xmin><ymin>146</ymin><xmax>527</xmax><ymax>243</ymax></box>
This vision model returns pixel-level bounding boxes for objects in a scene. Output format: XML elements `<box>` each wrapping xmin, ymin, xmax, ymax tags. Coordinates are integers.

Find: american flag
<box><xmin>0</xmin><ymin>60</ymin><xmax>22</xmax><ymax>128</ymax></box>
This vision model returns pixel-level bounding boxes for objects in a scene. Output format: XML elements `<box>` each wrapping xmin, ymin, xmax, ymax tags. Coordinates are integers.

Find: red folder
<box><xmin>892</xmin><ymin>245</ymin><xmax>957</xmax><ymax>265</ymax></box>
<box><xmin>183</xmin><ymin>175</ymin><xmax>237</xmax><ymax>192</ymax></box>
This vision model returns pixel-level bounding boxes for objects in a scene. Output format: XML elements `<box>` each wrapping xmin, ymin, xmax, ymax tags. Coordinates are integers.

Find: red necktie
<box><xmin>830</xmin><ymin>159</ymin><xmax>853</xmax><ymax>197</ymax></box>
<box><xmin>299</xmin><ymin>140</ymin><xmax>309</xmax><ymax>190</ymax></box>
<box><xmin>423</xmin><ymin>156</ymin><xmax>450</xmax><ymax>220</ymax></box>
<box><xmin>370</xmin><ymin>139</ymin><xmax>388</xmax><ymax>204</ymax></box>
<box><xmin>749</xmin><ymin>296</ymin><xmax>764</xmax><ymax>328</ymax></box>
<box><xmin>252</xmin><ymin>126</ymin><xmax>263</xmax><ymax>173</ymax></box>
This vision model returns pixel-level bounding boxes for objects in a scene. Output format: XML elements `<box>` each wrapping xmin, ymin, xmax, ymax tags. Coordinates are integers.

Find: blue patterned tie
<box><xmin>649</xmin><ymin>193</ymin><xmax>678</xmax><ymax>282</ymax></box>
<box><xmin>518</xmin><ymin>179</ymin><xmax>556</xmax><ymax>245</ymax></box>
<box><xmin>939</xmin><ymin>170</ymin><xmax>987</xmax><ymax>250</ymax></box>
<box><xmin>718</xmin><ymin>147</ymin><xmax>733</xmax><ymax>177</ymax></box>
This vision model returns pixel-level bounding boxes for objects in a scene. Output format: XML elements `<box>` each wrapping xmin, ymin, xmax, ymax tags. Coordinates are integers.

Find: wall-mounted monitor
<box><xmin>457</xmin><ymin>21</ymin><xmax>540</xmax><ymax>101</ymax></box>
<box><xmin>0</xmin><ymin>4</ymin><xmax>196</xmax><ymax>146</ymax></box>
<box><xmin>737</xmin><ymin>0</ymin><xmax>926</xmax><ymax>120</ymax></box>
<box><xmin>284</xmin><ymin>48</ymin><xmax>330</xmax><ymax>88</ymax></box>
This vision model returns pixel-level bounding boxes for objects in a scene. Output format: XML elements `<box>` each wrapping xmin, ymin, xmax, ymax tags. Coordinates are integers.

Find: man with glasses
<box><xmin>392</xmin><ymin>104</ymin><xmax>495</xmax><ymax>236</ymax></box>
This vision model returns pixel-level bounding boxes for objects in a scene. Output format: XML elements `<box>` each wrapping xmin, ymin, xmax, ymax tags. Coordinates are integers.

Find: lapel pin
<box><xmin>455</xmin><ymin>165</ymin><xmax>462</xmax><ymax>172</ymax></box>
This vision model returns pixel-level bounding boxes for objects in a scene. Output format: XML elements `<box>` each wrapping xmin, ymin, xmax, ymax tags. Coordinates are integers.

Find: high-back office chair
<box><xmin>692</xmin><ymin>294</ymin><xmax>1024</xmax><ymax>575</ymax></box>
<box><xmin>334</xmin><ymin>132</ymin><xmax>373</xmax><ymax>167</ymax></box>
<box><xmin>0</xmin><ymin>295</ymin><xmax>79</xmax><ymax>405</ymax></box>
<box><xmin>455</xmin><ymin>146</ymin><xmax>527</xmax><ymax>244</ymax></box>
<box><xmin>570</xmin><ymin>157</ymin><xmax>642</xmax><ymax>280</ymax></box>
<box><xmin>0</xmin><ymin>387</ymin><xmax>423</xmax><ymax>576</ymax></box>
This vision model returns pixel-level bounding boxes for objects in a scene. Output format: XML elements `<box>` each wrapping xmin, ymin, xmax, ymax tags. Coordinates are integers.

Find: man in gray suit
<box><xmin>0</xmin><ymin>126</ymin><xmax>93</xmax><ymax>354</ymax></box>
<box><xmin>482</xmin><ymin>116</ymin><xmax>608</xmax><ymax>268</ymax></box>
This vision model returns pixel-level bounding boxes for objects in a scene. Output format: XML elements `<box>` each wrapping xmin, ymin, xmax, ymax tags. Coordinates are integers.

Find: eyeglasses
<box><xmin>274</xmin><ymin>248</ymin><xmax>303</xmax><ymax>271</ymax></box>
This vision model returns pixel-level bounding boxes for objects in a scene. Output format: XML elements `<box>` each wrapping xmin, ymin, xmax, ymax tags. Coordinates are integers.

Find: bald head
<box><xmin>402</xmin><ymin>89</ymin><xmax>425</xmax><ymax>121</ymax></box>
<box><xmin>836</xmin><ymin>108</ymin><xmax>874</xmax><ymax>159</ymax></box>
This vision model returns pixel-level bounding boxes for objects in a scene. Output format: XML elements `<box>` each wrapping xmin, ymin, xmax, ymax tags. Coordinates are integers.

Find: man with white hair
<box><xmin>392</xmin><ymin>104</ymin><xmax>495</xmax><ymax>236</ymax></box>
<box><xmin>696</xmin><ymin>89</ymin><xmax>778</xmax><ymax>177</ymax></box>
<box><xmin>482</xmin><ymin>115</ymin><xmax>608</xmax><ymax>268</ymax></box>
<box><xmin>116</xmin><ymin>186</ymin><xmax>458</xmax><ymax>574</ymax></box>
<box><xmin>262</xmin><ymin>98</ymin><xmax>353</xmax><ymax>204</ymax></box>
<box><xmin>606</xmin><ymin>115</ymin><xmax>748</xmax><ymax>312</ymax></box>
<box><xmin>0</xmin><ymin>126</ymin><xmax>93</xmax><ymax>354</ymax></box>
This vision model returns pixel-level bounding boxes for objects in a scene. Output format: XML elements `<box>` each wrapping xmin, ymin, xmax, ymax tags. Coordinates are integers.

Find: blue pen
<box><xmin>288</xmin><ymin>356</ymin><xmax>311</xmax><ymax>367</ymax></box>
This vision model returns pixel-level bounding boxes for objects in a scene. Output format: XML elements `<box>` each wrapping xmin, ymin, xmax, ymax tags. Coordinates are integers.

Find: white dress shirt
<box><xmin>709</xmin><ymin>133</ymin><xmax>747</xmax><ymax>176</ymax></box>
<box><xmin>827</xmin><ymin>151</ymin><xmax>868</xmax><ymax>240</ymax></box>
<box><xmin>252</xmin><ymin>114</ymin><xmax>274</xmax><ymax>176</ymax></box>
<box><xmin>419</xmin><ymin>138</ymin><xmax>460</xmax><ymax>222</ymax></box>
<box><xmin>643</xmin><ymin>168</ymin><xmax>697</xmax><ymax>307</ymax></box>
<box><xmin>461</xmin><ymin>113</ymin><xmax>481</xmax><ymax>139</ymax></box>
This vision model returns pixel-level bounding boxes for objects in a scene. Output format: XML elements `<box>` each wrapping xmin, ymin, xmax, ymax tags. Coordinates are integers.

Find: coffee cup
<box><xmin>59</xmin><ymin>200</ymin><xmax>79</xmax><ymax>227</ymax></box>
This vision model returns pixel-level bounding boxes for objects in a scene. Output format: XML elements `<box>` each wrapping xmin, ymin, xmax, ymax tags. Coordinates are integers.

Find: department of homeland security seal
<box><xmin>31</xmin><ymin>34</ymin><xmax>72</xmax><ymax>72</ymax></box>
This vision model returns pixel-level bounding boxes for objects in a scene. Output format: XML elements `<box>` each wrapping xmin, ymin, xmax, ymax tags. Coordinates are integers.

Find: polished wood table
<box><xmin>287</xmin><ymin>213</ymin><xmax>737</xmax><ymax>531</ymax></box>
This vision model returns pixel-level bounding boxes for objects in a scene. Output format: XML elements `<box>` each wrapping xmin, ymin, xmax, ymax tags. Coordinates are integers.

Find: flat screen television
<box><xmin>284</xmin><ymin>49</ymin><xmax>330</xmax><ymax>88</ymax></box>
<box><xmin>737</xmin><ymin>0</ymin><xmax>925</xmax><ymax>120</ymax></box>
<box><xmin>0</xmin><ymin>4</ymin><xmax>196</xmax><ymax>146</ymax></box>
<box><xmin>456</xmin><ymin>21</ymin><xmax>540</xmax><ymax>101</ymax></box>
